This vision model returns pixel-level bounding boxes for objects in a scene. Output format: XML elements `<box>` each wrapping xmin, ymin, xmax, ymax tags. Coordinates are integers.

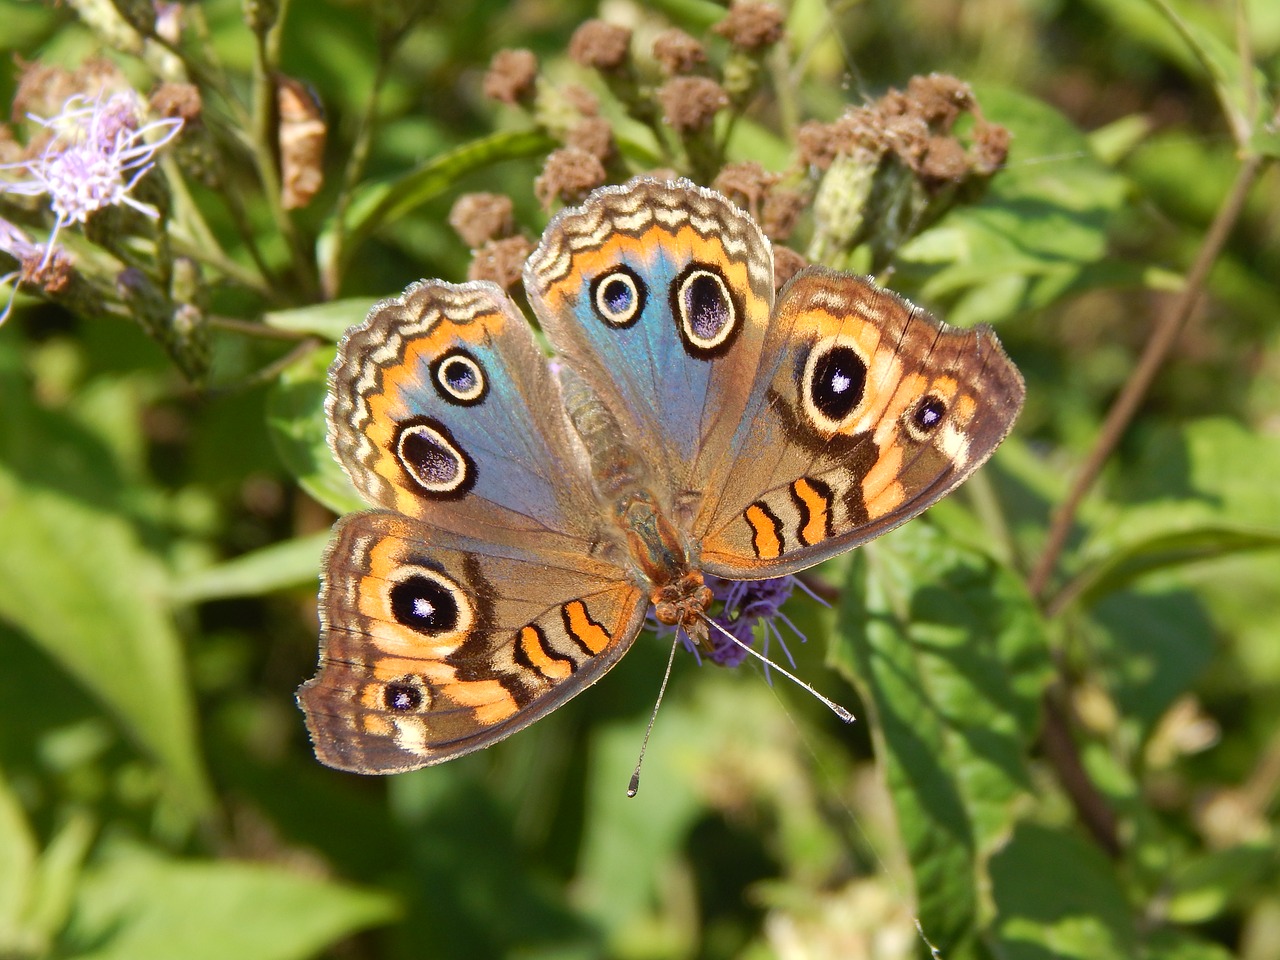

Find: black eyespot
<box><xmin>591</xmin><ymin>266</ymin><xmax>646</xmax><ymax>327</ymax></box>
<box><xmin>395</xmin><ymin>418</ymin><xmax>476</xmax><ymax>498</ymax></box>
<box><xmin>431</xmin><ymin>349</ymin><xmax>487</xmax><ymax>406</ymax></box>
<box><xmin>383</xmin><ymin>677</ymin><xmax>425</xmax><ymax>712</ymax></box>
<box><xmin>389</xmin><ymin>573</ymin><xmax>460</xmax><ymax>635</ymax></box>
<box><xmin>806</xmin><ymin>344</ymin><xmax>867</xmax><ymax>426</ymax></box>
<box><xmin>910</xmin><ymin>395</ymin><xmax>947</xmax><ymax>436</ymax></box>
<box><xmin>673</xmin><ymin>264</ymin><xmax>738</xmax><ymax>357</ymax></box>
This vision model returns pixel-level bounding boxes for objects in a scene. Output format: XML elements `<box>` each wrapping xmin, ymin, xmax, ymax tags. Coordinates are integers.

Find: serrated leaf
<box><xmin>830</xmin><ymin>523</ymin><xmax>1051</xmax><ymax>955</ymax></box>
<box><xmin>62</xmin><ymin>850</ymin><xmax>398</xmax><ymax>960</ymax></box>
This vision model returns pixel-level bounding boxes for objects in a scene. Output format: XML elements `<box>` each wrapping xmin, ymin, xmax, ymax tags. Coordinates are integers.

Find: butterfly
<box><xmin>298</xmin><ymin>178</ymin><xmax>1025</xmax><ymax>774</ymax></box>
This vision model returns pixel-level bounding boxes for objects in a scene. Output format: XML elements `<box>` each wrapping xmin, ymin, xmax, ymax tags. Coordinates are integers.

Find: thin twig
<box><xmin>1027</xmin><ymin>150</ymin><xmax>1268</xmax><ymax>602</ymax></box>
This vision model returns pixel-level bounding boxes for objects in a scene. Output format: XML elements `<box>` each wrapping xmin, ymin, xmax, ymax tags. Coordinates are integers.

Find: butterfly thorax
<box><xmin>618</xmin><ymin>492</ymin><xmax>713</xmax><ymax>630</ymax></box>
<box><xmin>559</xmin><ymin>366</ymin><xmax>712</xmax><ymax>631</ymax></box>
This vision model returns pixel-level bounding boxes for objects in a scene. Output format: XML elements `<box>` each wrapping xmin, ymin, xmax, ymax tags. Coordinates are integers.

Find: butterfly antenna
<box><xmin>699</xmin><ymin>614</ymin><xmax>855</xmax><ymax>723</ymax></box>
<box><xmin>628</xmin><ymin>631</ymin><xmax>682</xmax><ymax>798</ymax></box>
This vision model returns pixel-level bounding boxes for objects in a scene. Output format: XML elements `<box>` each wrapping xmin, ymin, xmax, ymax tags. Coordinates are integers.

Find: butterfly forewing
<box><xmin>696</xmin><ymin>267</ymin><xmax>1025</xmax><ymax>577</ymax></box>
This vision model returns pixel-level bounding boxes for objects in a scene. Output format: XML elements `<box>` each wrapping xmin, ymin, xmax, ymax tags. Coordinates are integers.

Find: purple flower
<box><xmin>703</xmin><ymin>574</ymin><xmax>808</xmax><ymax>667</ymax></box>
<box><xmin>0</xmin><ymin>89</ymin><xmax>181</xmax><ymax>323</ymax></box>
<box><xmin>648</xmin><ymin>573</ymin><xmax>820</xmax><ymax>669</ymax></box>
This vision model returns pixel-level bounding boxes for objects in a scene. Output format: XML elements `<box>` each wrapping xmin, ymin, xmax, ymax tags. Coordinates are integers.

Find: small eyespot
<box><xmin>591</xmin><ymin>267</ymin><xmax>646</xmax><ymax>327</ymax></box>
<box><xmin>801</xmin><ymin>341</ymin><xmax>868</xmax><ymax>431</ymax></box>
<box><xmin>906</xmin><ymin>395</ymin><xmax>947</xmax><ymax>441</ymax></box>
<box><xmin>673</xmin><ymin>264</ymin><xmax>738</xmax><ymax>356</ymax></box>
<box><xmin>383</xmin><ymin>676</ymin><xmax>427</xmax><ymax>712</ymax></box>
<box><xmin>395</xmin><ymin>418</ymin><xmax>475</xmax><ymax>497</ymax></box>
<box><xmin>388</xmin><ymin>569</ymin><xmax>470</xmax><ymax>638</ymax></box>
<box><xmin>431</xmin><ymin>349</ymin><xmax>487</xmax><ymax>406</ymax></box>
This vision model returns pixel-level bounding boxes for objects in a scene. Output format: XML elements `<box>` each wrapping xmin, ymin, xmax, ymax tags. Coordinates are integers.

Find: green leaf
<box><xmin>267</xmin><ymin>345</ymin><xmax>365</xmax><ymax>516</ymax></box>
<box><xmin>62</xmin><ymin>849</ymin><xmax>398</xmax><ymax>960</ymax></box>
<box><xmin>898</xmin><ymin>85</ymin><xmax>1131</xmax><ymax>326</ymax></box>
<box><xmin>1066</xmin><ymin>419</ymin><xmax>1280</xmax><ymax>608</ymax></box>
<box><xmin>830</xmin><ymin>523</ymin><xmax>1051</xmax><ymax>955</ymax></box>
<box><xmin>319</xmin><ymin>128</ymin><xmax>556</xmax><ymax>279</ymax></box>
<box><xmin>170</xmin><ymin>532</ymin><xmax>330</xmax><ymax>603</ymax></box>
<box><xmin>0</xmin><ymin>370</ymin><xmax>213</xmax><ymax>814</ymax></box>
<box><xmin>991</xmin><ymin>823</ymin><xmax>1136</xmax><ymax>960</ymax></box>
<box><xmin>263</xmin><ymin>298</ymin><xmax>377</xmax><ymax>341</ymax></box>
<box><xmin>0</xmin><ymin>770</ymin><xmax>36</xmax><ymax>953</ymax></box>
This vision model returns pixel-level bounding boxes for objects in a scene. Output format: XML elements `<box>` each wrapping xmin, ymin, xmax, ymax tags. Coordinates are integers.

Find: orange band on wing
<box><xmin>517</xmin><ymin>625</ymin><xmax>574</xmax><ymax>680</ymax></box>
<box><xmin>745</xmin><ymin>502</ymin><xmax>783</xmax><ymax>560</ymax></box>
<box><xmin>791</xmin><ymin>477</ymin><xmax>832</xmax><ymax>547</ymax></box>
<box><xmin>562</xmin><ymin>600</ymin><xmax>611</xmax><ymax>655</ymax></box>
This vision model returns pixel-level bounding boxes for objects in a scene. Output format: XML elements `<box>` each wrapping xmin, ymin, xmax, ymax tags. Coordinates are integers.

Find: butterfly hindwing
<box><xmin>696</xmin><ymin>267</ymin><xmax>1026</xmax><ymax>576</ymax></box>
<box><xmin>299</xmin><ymin>510</ymin><xmax>647</xmax><ymax>774</ymax></box>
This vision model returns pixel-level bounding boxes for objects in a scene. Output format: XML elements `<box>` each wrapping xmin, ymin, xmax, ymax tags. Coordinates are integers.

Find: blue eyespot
<box><xmin>431</xmin><ymin>348</ymin><xmax>487</xmax><ymax>406</ymax></box>
<box><xmin>673</xmin><ymin>264</ymin><xmax>738</xmax><ymax>357</ymax></box>
<box><xmin>591</xmin><ymin>267</ymin><xmax>645</xmax><ymax>327</ymax></box>
<box><xmin>910</xmin><ymin>395</ymin><xmax>947</xmax><ymax>436</ymax></box>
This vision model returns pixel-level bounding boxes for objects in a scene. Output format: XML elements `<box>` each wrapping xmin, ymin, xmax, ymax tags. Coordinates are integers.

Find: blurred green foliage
<box><xmin>0</xmin><ymin>0</ymin><xmax>1278</xmax><ymax>958</ymax></box>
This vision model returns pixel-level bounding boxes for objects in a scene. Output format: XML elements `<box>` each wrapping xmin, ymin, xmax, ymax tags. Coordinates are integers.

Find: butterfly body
<box><xmin>299</xmin><ymin>178</ymin><xmax>1025</xmax><ymax>774</ymax></box>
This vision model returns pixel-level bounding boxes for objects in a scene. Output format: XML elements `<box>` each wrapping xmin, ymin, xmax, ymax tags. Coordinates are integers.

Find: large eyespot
<box><xmin>382</xmin><ymin>675</ymin><xmax>428</xmax><ymax>713</ymax></box>
<box><xmin>430</xmin><ymin>348</ymin><xmax>487</xmax><ymax>406</ymax></box>
<box><xmin>672</xmin><ymin>263</ymin><xmax>739</xmax><ymax>357</ymax></box>
<box><xmin>388</xmin><ymin>567</ymin><xmax>474</xmax><ymax>641</ymax></box>
<box><xmin>905</xmin><ymin>394</ymin><xmax>948</xmax><ymax>442</ymax></box>
<box><xmin>394</xmin><ymin>418</ymin><xmax>476</xmax><ymax>498</ymax></box>
<box><xmin>800</xmin><ymin>340</ymin><xmax>868</xmax><ymax>431</ymax></box>
<box><xmin>591</xmin><ymin>266</ymin><xmax>646</xmax><ymax>328</ymax></box>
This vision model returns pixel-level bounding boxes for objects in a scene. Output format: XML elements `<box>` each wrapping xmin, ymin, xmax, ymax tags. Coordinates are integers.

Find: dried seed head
<box><xmin>657</xmin><ymin>77</ymin><xmax>728</xmax><ymax>134</ymax></box>
<box><xmin>448</xmin><ymin>192</ymin><xmax>515</xmax><ymax>248</ymax></box>
<box><xmin>652</xmin><ymin>29</ymin><xmax>707</xmax><ymax>75</ymax></box>
<box><xmin>713</xmin><ymin>2</ymin><xmax>786</xmax><ymax>51</ymax></box>
<box><xmin>483</xmin><ymin>49</ymin><xmax>539</xmax><ymax>106</ymax></box>
<box><xmin>534</xmin><ymin>147</ymin><xmax>606</xmax><ymax>209</ymax></box>
<box><xmin>568</xmin><ymin>20</ymin><xmax>632</xmax><ymax>72</ymax></box>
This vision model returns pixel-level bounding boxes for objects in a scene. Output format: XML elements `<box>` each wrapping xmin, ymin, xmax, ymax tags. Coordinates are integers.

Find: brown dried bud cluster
<box><xmin>772</xmin><ymin>247</ymin><xmax>808</xmax><ymax>291</ymax></box>
<box><xmin>566</xmin><ymin>116</ymin><xmax>615</xmax><ymax>163</ymax></box>
<box><xmin>562</xmin><ymin>84</ymin><xmax>600</xmax><ymax>117</ymax></box>
<box><xmin>12</xmin><ymin>57</ymin><xmax>124</xmax><ymax>120</ymax></box>
<box><xmin>713</xmin><ymin>2</ymin><xmax>786</xmax><ymax>51</ymax></box>
<box><xmin>534</xmin><ymin>147</ymin><xmax>607</xmax><ymax>209</ymax></box>
<box><xmin>150</xmin><ymin>83</ymin><xmax>203</xmax><ymax>123</ymax></box>
<box><xmin>713</xmin><ymin>162</ymin><xmax>778</xmax><ymax>218</ymax></box>
<box><xmin>448</xmin><ymin>192</ymin><xmax>515</xmax><ymax>248</ymax></box>
<box><xmin>467</xmin><ymin>235</ymin><xmax>533</xmax><ymax>291</ymax></box>
<box><xmin>652</xmin><ymin>29</ymin><xmax>707</xmax><ymax>75</ymax></box>
<box><xmin>483</xmin><ymin>49</ymin><xmax>539</xmax><ymax>105</ymax></box>
<box><xmin>657</xmin><ymin>77</ymin><xmax>728</xmax><ymax>134</ymax></box>
<box><xmin>568</xmin><ymin>20</ymin><xmax>632</xmax><ymax>72</ymax></box>
<box><xmin>796</xmin><ymin>73</ymin><xmax>1008</xmax><ymax>186</ymax></box>
<box><xmin>713</xmin><ymin>162</ymin><xmax>806</xmax><ymax>242</ymax></box>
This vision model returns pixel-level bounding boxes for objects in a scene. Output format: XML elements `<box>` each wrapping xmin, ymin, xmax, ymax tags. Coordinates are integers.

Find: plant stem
<box><xmin>1027</xmin><ymin>150</ymin><xmax>1268</xmax><ymax>603</ymax></box>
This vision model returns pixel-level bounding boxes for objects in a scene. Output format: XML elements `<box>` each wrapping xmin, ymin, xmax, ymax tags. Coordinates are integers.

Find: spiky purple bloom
<box><xmin>0</xmin><ymin>90</ymin><xmax>182</xmax><ymax>311</ymax></box>
<box><xmin>647</xmin><ymin>573</ymin><xmax>818</xmax><ymax>669</ymax></box>
<box><xmin>703</xmin><ymin>574</ymin><xmax>807</xmax><ymax>667</ymax></box>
